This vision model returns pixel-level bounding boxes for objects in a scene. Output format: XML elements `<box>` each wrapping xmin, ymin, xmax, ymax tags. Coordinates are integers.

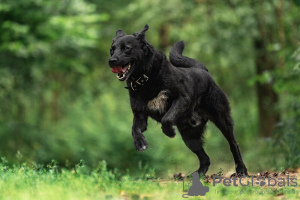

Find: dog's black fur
<box><xmin>108</xmin><ymin>25</ymin><xmax>248</xmax><ymax>176</ymax></box>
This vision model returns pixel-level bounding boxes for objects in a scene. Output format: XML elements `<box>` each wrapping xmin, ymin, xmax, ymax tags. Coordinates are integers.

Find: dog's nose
<box><xmin>109</xmin><ymin>58</ymin><xmax>118</xmax><ymax>66</ymax></box>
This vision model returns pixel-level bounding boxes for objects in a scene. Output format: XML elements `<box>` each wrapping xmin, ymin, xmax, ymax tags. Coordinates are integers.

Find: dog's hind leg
<box><xmin>213</xmin><ymin>114</ymin><xmax>248</xmax><ymax>176</ymax></box>
<box><xmin>177</xmin><ymin>119</ymin><xmax>210</xmax><ymax>175</ymax></box>
<box><xmin>208</xmin><ymin>96</ymin><xmax>248</xmax><ymax>175</ymax></box>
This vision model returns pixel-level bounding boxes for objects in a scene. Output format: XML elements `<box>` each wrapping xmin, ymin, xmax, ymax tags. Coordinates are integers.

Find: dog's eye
<box><xmin>110</xmin><ymin>48</ymin><xmax>114</xmax><ymax>55</ymax></box>
<box><xmin>124</xmin><ymin>46</ymin><xmax>131</xmax><ymax>50</ymax></box>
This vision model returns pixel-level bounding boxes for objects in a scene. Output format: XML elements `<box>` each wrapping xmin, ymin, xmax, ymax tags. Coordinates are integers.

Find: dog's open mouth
<box><xmin>111</xmin><ymin>63</ymin><xmax>132</xmax><ymax>81</ymax></box>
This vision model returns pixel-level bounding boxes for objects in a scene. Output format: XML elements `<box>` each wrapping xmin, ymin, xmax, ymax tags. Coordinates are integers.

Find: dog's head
<box><xmin>109</xmin><ymin>24</ymin><xmax>151</xmax><ymax>81</ymax></box>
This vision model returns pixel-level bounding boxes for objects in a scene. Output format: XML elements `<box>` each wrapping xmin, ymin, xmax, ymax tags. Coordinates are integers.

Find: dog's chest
<box><xmin>146</xmin><ymin>90</ymin><xmax>169</xmax><ymax>119</ymax></box>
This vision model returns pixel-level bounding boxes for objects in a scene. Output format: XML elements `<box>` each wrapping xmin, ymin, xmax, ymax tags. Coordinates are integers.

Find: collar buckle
<box><xmin>135</xmin><ymin>74</ymin><xmax>149</xmax><ymax>85</ymax></box>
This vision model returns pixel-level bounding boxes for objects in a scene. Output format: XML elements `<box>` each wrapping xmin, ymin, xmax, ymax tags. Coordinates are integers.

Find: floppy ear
<box><xmin>135</xmin><ymin>24</ymin><xmax>149</xmax><ymax>40</ymax></box>
<box><xmin>112</xmin><ymin>29</ymin><xmax>125</xmax><ymax>42</ymax></box>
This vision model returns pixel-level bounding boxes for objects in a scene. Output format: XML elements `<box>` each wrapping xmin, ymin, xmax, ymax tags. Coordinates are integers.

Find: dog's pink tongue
<box><xmin>111</xmin><ymin>66</ymin><xmax>123</xmax><ymax>73</ymax></box>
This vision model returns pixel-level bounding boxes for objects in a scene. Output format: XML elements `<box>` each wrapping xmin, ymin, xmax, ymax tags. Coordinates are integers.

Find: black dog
<box><xmin>108</xmin><ymin>24</ymin><xmax>248</xmax><ymax>176</ymax></box>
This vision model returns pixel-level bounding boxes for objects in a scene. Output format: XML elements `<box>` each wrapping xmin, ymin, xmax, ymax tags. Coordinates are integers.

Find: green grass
<box><xmin>0</xmin><ymin>160</ymin><xmax>299</xmax><ymax>200</ymax></box>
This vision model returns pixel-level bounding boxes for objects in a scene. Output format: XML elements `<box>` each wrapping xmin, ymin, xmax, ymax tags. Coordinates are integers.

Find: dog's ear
<box><xmin>112</xmin><ymin>29</ymin><xmax>125</xmax><ymax>42</ymax></box>
<box><xmin>135</xmin><ymin>24</ymin><xmax>149</xmax><ymax>40</ymax></box>
<box><xmin>116</xmin><ymin>29</ymin><xmax>125</xmax><ymax>37</ymax></box>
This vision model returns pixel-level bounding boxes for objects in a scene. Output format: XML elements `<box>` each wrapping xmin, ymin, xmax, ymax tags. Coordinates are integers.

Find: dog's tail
<box><xmin>169</xmin><ymin>41</ymin><xmax>208</xmax><ymax>72</ymax></box>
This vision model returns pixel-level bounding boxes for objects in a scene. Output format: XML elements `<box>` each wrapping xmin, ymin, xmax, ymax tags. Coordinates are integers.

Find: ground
<box><xmin>0</xmin><ymin>161</ymin><xmax>299</xmax><ymax>200</ymax></box>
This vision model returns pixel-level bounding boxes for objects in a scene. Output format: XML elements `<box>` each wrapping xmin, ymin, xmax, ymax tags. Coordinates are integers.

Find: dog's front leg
<box><xmin>132</xmin><ymin>112</ymin><xmax>148</xmax><ymax>151</ymax></box>
<box><xmin>161</xmin><ymin>97</ymin><xmax>191</xmax><ymax>138</ymax></box>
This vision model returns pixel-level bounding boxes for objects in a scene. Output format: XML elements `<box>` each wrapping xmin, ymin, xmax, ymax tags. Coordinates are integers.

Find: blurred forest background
<box><xmin>0</xmin><ymin>0</ymin><xmax>299</xmax><ymax>176</ymax></box>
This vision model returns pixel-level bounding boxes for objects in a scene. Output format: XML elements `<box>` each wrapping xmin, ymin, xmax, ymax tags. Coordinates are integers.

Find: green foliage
<box><xmin>273</xmin><ymin>103</ymin><xmax>300</xmax><ymax>169</ymax></box>
<box><xmin>271</xmin><ymin>47</ymin><xmax>300</xmax><ymax>169</ymax></box>
<box><xmin>0</xmin><ymin>0</ymin><xmax>109</xmax><ymax>166</ymax></box>
<box><xmin>217</xmin><ymin>168</ymin><xmax>224</xmax><ymax>177</ymax></box>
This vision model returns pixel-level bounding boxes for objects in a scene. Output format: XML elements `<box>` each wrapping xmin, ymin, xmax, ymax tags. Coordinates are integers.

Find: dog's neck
<box><xmin>125</xmin><ymin>51</ymin><xmax>155</xmax><ymax>92</ymax></box>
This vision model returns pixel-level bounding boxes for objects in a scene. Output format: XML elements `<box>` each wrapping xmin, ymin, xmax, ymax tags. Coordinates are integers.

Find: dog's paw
<box><xmin>236</xmin><ymin>166</ymin><xmax>248</xmax><ymax>177</ymax></box>
<box><xmin>134</xmin><ymin>136</ymin><xmax>148</xmax><ymax>152</ymax></box>
<box><xmin>161</xmin><ymin>125</ymin><xmax>176</xmax><ymax>138</ymax></box>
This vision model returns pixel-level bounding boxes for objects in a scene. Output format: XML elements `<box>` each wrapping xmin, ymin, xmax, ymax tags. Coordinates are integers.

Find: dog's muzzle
<box><xmin>110</xmin><ymin>63</ymin><xmax>132</xmax><ymax>81</ymax></box>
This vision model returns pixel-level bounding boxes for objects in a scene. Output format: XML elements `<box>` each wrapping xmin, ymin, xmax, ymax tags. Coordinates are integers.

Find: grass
<box><xmin>0</xmin><ymin>160</ymin><xmax>299</xmax><ymax>200</ymax></box>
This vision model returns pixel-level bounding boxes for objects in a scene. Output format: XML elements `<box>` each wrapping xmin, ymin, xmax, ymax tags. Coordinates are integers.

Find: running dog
<box><xmin>108</xmin><ymin>24</ymin><xmax>248</xmax><ymax>176</ymax></box>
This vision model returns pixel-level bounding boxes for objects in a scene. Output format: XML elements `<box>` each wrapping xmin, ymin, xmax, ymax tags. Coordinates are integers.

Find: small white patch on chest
<box><xmin>147</xmin><ymin>90</ymin><xmax>168</xmax><ymax>114</ymax></box>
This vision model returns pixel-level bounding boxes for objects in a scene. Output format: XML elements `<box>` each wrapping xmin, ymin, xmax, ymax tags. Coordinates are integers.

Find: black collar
<box><xmin>125</xmin><ymin>53</ymin><xmax>154</xmax><ymax>92</ymax></box>
<box><xmin>125</xmin><ymin>63</ymin><xmax>152</xmax><ymax>91</ymax></box>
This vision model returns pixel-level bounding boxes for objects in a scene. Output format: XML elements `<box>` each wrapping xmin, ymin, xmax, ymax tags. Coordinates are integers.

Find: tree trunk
<box><xmin>158</xmin><ymin>25</ymin><xmax>169</xmax><ymax>52</ymax></box>
<box><xmin>252</xmin><ymin>1</ymin><xmax>281</xmax><ymax>137</ymax></box>
<box><xmin>254</xmin><ymin>39</ymin><xmax>280</xmax><ymax>137</ymax></box>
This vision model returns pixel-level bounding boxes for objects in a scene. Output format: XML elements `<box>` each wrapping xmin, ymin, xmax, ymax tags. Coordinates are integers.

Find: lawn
<box><xmin>0</xmin><ymin>160</ymin><xmax>299</xmax><ymax>200</ymax></box>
